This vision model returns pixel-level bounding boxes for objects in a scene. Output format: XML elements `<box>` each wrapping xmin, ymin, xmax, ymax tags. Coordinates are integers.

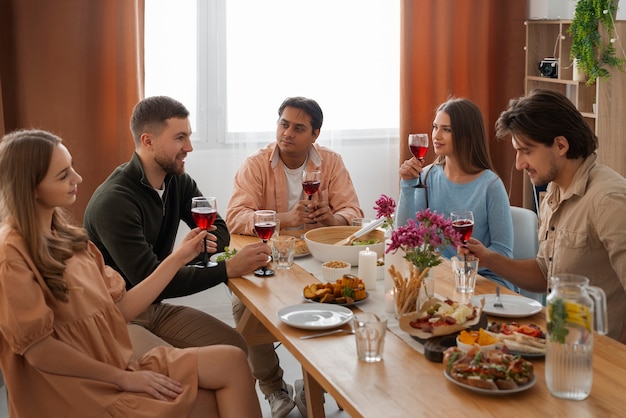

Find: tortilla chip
<box><xmin>399</xmin><ymin>297</ymin><xmax>485</xmax><ymax>339</ymax></box>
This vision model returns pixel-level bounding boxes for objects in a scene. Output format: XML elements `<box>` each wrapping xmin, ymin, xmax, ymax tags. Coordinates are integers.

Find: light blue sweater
<box><xmin>397</xmin><ymin>164</ymin><xmax>516</xmax><ymax>290</ymax></box>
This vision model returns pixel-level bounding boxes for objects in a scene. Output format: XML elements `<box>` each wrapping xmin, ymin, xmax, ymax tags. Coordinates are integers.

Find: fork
<box><xmin>493</xmin><ymin>286</ymin><xmax>504</xmax><ymax>308</ymax></box>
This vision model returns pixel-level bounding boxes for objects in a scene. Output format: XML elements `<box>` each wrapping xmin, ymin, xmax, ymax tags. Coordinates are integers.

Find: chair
<box><xmin>510</xmin><ymin>206</ymin><xmax>546</xmax><ymax>305</ymax></box>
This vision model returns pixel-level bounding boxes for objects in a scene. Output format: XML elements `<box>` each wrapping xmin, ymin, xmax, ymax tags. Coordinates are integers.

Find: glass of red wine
<box><xmin>254</xmin><ymin>210</ymin><xmax>277</xmax><ymax>277</ymax></box>
<box><xmin>408</xmin><ymin>134</ymin><xmax>429</xmax><ymax>188</ymax></box>
<box><xmin>191</xmin><ymin>196</ymin><xmax>218</xmax><ymax>268</ymax></box>
<box><xmin>451</xmin><ymin>210</ymin><xmax>474</xmax><ymax>266</ymax></box>
<box><xmin>302</xmin><ymin>170</ymin><xmax>321</xmax><ymax>200</ymax></box>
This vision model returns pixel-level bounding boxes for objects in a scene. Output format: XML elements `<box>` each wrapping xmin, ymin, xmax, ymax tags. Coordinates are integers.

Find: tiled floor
<box><xmin>0</xmin><ymin>284</ymin><xmax>350</xmax><ymax>418</ymax></box>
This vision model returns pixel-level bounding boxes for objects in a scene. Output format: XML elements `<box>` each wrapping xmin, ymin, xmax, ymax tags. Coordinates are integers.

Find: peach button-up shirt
<box><xmin>226</xmin><ymin>142</ymin><xmax>363</xmax><ymax>235</ymax></box>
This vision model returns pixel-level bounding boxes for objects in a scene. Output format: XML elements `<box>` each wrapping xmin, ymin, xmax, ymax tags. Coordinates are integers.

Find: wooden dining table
<box><xmin>227</xmin><ymin>234</ymin><xmax>626</xmax><ymax>418</ymax></box>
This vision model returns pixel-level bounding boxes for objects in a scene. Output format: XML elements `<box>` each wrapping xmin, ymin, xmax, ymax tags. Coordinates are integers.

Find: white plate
<box><xmin>444</xmin><ymin>370</ymin><xmax>536</xmax><ymax>395</ymax></box>
<box><xmin>471</xmin><ymin>294</ymin><xmax>542</xmax><ymax>318</ymax></box>
<box><xmin>210</xmin><ymin>252</ymin><xmax>227</xmax><ymax>263</ymax></box>
<box><xmin>277</xmin><ymin>304</ymin><xmax>354</xmax><ymax>330</ymax></box>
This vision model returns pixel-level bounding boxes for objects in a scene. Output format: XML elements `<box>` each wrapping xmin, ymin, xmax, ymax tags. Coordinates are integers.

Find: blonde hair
<box><xmin>0</xmin><ymin>130</ymin><xmax>88</xmax><ymax>302</ymax></box>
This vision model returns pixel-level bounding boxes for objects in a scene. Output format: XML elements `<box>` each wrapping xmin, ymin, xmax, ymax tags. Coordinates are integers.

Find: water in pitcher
<box><xmin>545</xmin><ymin>274</ymin><xmax>607</xmax><ymax>401</ymax></box>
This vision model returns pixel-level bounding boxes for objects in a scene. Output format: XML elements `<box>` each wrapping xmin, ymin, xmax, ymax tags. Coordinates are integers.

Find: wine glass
<box><xmin>451</xmin><ymin>210</ymin><xmax>474</xmax><ymax>246</ymax></box>
<box><xmin>302</xmin><ymin>170</ymin><xmax>321</xmax><ymax>200</ymax></box>
<box><xmin>408</xmin><ymin>134</ymin><xmax>429</xmax><ymax>188</ymax></box>
<box><xmin>254</xmin><ymin>210</ymin><xmax>277</xmax><ymax>277</ymax></box>
<box><xmin>191</xmin><ymin>196</ymin><xmax>218</xmax><ymax>268</ymax></box>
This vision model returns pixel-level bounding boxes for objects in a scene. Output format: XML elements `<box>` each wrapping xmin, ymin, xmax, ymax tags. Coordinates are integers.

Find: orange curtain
<box><xmin>400</xmin><ymin>0</ymin><xmax>528</xmax><ymax>205</ymax></box>
<box><xmin>0</xmin><ymin>0</ymin><xmax>143</xmax><ymax>222</ymax></box>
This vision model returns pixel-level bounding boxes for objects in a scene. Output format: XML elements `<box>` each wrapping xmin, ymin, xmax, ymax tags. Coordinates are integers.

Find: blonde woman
<box><xmin>0</xmin><ymin>130</ymin><xmax>261</xmax><ymax>417</ymax></box>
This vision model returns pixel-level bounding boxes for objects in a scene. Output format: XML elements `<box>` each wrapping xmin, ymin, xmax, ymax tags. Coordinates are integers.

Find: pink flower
<box><xmin>374</xmin><ymin>194</ymin><xmax>397</xmax><ymax>228</ymax></box>
<box><xmin>386</xmin><ymin>208</ymin><xmax>462</xmax><ymax>270</ymax></box>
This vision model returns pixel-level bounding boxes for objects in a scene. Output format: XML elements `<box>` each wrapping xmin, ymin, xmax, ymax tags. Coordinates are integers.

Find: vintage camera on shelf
<box><xmin>538</xmin><ymin>58</ymin><xmax>558</xmax><ymax>78</ymax></box>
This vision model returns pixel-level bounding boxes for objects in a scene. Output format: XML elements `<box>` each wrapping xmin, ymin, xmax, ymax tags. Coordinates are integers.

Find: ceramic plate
<box><xmin>210</xmin><ymin>252</ymin><xmax>230</xmax><ymax>263</ymax></box>
<box><xmin>471</xmin><ymin>294</ymin><xmax>542</xmax><ymax>318</ymax></box>
<box><xmin>294</xmin><ymin>238</ymin><xmax>311</xmax><ymax>258</ymax></box>
<box><xmin>444</xmin><ymin>370</ymin><xmax>536</xmax><ymax>395</ymax></box>
<box><xmin>506</xmin><ymin>350</ymin><xmax>545</xmax><ymax>359</ymax></box>
<box><xmin>277</xmin><ymin>304</ymin><xmax>353</xmax><ymax>330</ymax></box>
<box><xmin>304</xmin><ymin>292</ymin><xmax>369</xmax><ymax>307</ymax></box>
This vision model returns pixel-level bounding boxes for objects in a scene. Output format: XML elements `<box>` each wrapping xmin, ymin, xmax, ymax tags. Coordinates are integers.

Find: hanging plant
<box><xmin>568</xmin><ymin>0</ymin><xmax>626</xmax><ymax>85</ymax></box>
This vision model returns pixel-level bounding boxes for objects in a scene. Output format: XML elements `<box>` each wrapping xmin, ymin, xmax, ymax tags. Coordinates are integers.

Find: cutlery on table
<box><xmin>334</xmin><ymin>217</ymin><xmax>386</xmax><ymax>246</ymax></box>
<box><xmin>493</xmin><ymin>286</ymin><xmax>504</xmax><ymax>308</ymax></box>
<box><xmin>300</xmin><ymin>329</ymin><xmax>355</xmax><ymax>340</ymax></box>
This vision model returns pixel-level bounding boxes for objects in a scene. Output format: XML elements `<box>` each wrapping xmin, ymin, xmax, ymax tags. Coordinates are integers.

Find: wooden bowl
<box><xmin>304</xmin><ymin>226</ymin><xmax>385</xmax><ymax>266</ymax></box>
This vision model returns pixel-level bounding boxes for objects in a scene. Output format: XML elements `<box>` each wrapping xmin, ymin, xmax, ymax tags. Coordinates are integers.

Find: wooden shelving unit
<box><xmin>523</xmin><ymin>19</ymin><xmax>626</xmax><ymax>209</ymax></box>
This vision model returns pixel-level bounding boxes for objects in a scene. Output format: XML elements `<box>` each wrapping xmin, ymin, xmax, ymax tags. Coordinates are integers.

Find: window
<box><xmin>146</xmin><ymin>0</ymin><xmax>399</xmax><ymax>146</ymax></box>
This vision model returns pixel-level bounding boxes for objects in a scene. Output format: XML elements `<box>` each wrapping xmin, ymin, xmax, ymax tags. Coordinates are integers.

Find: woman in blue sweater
<box><xmin>397</xmin><ymin>98</ymin><xmax>516</xmax><ymax>290</ymax></box>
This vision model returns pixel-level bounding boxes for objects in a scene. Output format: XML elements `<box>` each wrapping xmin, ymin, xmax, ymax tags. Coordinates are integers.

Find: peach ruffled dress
<box><xmin>0</xmin><ymin>227</ymin><xmax>198</xmax><ymax>418</ymax></box>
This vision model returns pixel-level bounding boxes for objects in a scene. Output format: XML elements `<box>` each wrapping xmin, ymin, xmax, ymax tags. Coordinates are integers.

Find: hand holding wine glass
<box><xmin>302</xmin><ymin>170</ymin><xmax>321</xmax><ymax>200</ymax></box>
<box><xmin>191</xmin><ymin>196</ymin><xmax>218</xmax><ymax>268</ymax></box>
<box><xmin>254</xmin><ymin>210</ymin><xmax>277</xmax><ymax>277</ymax></box>
<box><xmin>408</xmin><ymin>134</ymin><xmax>429</xmax><ymax>188</ymax></box>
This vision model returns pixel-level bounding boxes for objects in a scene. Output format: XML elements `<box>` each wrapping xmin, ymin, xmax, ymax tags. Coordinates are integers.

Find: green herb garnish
<box><xmin>547</xmin><ymin>298</ymin><xmax>570</xmax><ymax>343</ymax></box>
<box><xmin>215</xmin><ymin>246</ymin><xmax>237</xmax><ymax>262</ymax></box>
<box><xmin>351</xmin><ymin>239</ymin><xmax>380</xmax><ymax>246</ymax></box>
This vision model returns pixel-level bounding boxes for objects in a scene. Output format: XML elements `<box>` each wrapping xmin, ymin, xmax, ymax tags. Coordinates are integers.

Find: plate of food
<box><xmin>471</xmin><ymin>294</ymin><xmax>542</xmax><ymax>318</ymax></box>
<box><xmin>210</xmin><ymin>246</ymin><xmax>238</xmax><ymax>263</ymax></box>
<box><xmin>443</xmin><ymin>346</ymin><xmax>536</xmax><ymax>395</ymax></box>
<box><xmin>294</xmin><ymin>238</ymin><xmax>310</xmax><ymax>258</ymax></box>
<box><xmin>398</xmin><ymin>297</ymin><xmax>484</xmax><ymax>339</ymax></box>
<box><xmin>304</xmin><ymin>292</ymin><xmax>369</xmax><ymax>307</ymax></box>
<box><xmin>277</xmin><ymin>304</ymin><xmax>353</xmax><ymax>330</ymax></box>
<box><xmin>486</xmin><ymin>321</ymin><xmax>546</xmax><ymax>358</ymax></box>
<box><xmin>302</xmin><ymin>275</ymin><xmax>368</xmax><ymax>306</ymax></box>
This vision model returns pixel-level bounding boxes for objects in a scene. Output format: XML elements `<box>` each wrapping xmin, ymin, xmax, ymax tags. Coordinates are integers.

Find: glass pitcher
<box><xmin>545</xmin><ymin>274</ymin><xmax>608</xmax><ymax>400</ymax></box>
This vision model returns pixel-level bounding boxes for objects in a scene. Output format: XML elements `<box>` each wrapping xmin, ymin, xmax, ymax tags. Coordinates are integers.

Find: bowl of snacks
<box><xmin>304</xmin><ymin>226</ymin><xmax>385</xmax><ymax>266</ymax></box>
<box><xmin>456</xmin><ymin>328</ymin><xmax>498</xmax><ymax>352</ymax></box>
<box><xmin>321</xmin><ymin>260</ymin><xmax>352</xmax><ymax>282</ymax></box>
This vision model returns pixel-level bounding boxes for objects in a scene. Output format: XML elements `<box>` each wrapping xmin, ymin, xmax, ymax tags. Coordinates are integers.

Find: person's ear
<box><xmin>554</xmin><ymin>136</ymin><xmax>569</xmax><ymax>156</ymax></box>
<box><xmin>140</xmin><ymin>133</ymin><xmax>153</xmax><ymax>148</ymax></box>
<box><xmin>311</xmin><ymin>128</ymin><xmax>321</xmax><ymax>142</ymax></box>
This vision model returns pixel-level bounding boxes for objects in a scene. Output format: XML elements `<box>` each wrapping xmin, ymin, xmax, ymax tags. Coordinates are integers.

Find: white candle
<box><xmin>358</xmin><ymin>247</ymin><xmax>377</xmax><ymax>290</ymax></box>
<box><xmin>384</xmin><ymin>238</ymin><xmax>409</xmax><ymax>313</ymax></box>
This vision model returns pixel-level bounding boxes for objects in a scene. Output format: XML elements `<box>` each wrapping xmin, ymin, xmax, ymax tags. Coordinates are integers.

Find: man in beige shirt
<box><xmin>465</xmin><ymin>89</ymin><xmax>626</xmax><ymax>344</ymax></box>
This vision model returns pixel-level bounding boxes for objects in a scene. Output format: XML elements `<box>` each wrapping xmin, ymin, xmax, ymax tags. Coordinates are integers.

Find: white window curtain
<box><xmin>145</xmin><ymin>0</ymin><xmax>400</xmax><ymax>219</ymax></box>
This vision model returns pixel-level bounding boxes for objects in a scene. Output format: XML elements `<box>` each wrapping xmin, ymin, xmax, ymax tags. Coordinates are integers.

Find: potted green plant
<box><xmin>569</xmin><ymin>0</ymin><xmax>625</xmax><ymax>85</ymax></box>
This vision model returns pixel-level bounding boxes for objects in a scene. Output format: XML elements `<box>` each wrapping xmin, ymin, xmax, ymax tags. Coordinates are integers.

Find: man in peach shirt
<box><xmin>226</xmin><ymin>96</ymin><xmax>363</xmax><ymax>418</ymax></box>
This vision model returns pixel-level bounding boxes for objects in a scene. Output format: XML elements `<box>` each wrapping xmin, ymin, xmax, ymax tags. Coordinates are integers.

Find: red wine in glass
<box><xmin>302</xmin><ymin>170</ymin><xmax>321</xmax><ymax>200</ymax></box>
<box><xmin>452</xmin><ymin>219</ymin><xmax>474</xmax><ymax>244</ymax></box>
<box><xmin>410</xmin><ymin>145</ymin><xmax>428</xmax><ymax>160</ymax></box>
<box><xmin>408</xmin><ymin>134</ymin><xmax>429</xmax><ymax>188</ymax></box>
<box><xmin>191</xmin><ymin>196</ymin><xmax>218</xmax><ymax>268</ymax></box>
<box><xmin>254</xmin><ymin>210</ymin><xmax>277</xmax><ymax>276</ymax></box>
<box><xmin>192</xmin><ymin>207</ymin><xmax>217</xmax><ymax>230</ymax></box>
<box><xmin>254</xmin><ymin>222</ymin><xmax>276</xmax><ymax>241</ymax></box>
<box><xmin>451</xmin><ymin>210</ymin><xmax>475</xmax><ymax>247</ymax></box>
<box><xmin>302</xmin><ymin>180</ymin><xmax>320</xmax><ymax>197</ymax></box>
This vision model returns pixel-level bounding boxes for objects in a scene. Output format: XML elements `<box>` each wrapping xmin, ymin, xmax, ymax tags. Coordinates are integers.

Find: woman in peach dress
<box><xmin>0</xmin><ymin>130</ymin><xmax>262</xmax><ymax>418</ymax></box>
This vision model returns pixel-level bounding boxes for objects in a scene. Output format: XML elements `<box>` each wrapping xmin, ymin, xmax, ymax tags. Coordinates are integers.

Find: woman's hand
<box><xmin>117</xmin><ymin>370</ymin><xmax>183</xmax><ymax>401</ymax></box>
<box><xmin>399</xmin><ymin>157</ymin><xmax>423</xmax><ymax>181</ymax></box>
<box><xmin>176</xmin><ymin>228</ymin><xmax>210</xmax><ymax>263</ymax></box>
